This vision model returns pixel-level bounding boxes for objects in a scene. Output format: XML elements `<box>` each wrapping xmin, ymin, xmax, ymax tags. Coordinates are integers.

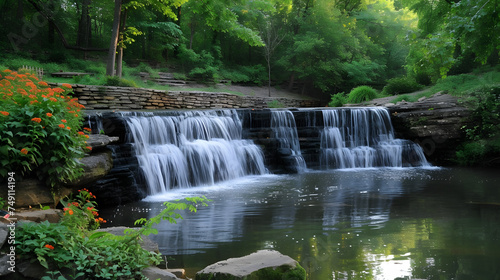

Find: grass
<box><xmin>388</xmin><ymin>66</ymin><xmax>500</xmax><ymax>103</ymax></box>
<box><xmin>1</xmin><ymin>55</ymin><xmax>251</xmax><ymax>95</ymax></box>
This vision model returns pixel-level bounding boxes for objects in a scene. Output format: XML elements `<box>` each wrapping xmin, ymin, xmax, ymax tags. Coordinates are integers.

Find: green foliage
<box><xmin>429</xmin><ymin>72</ymin><xmax>500</xmax><ymax>96</ymax></box>
<box><xmin>219</xmin><ymin>65</ymin><xmax>267</xmax><ymax>85</ymax></box>
<box><xmin>0</xmin><ymin>69</ymin><xmax>88</xmax><ymax>187</ymax></box>
<box><xmin>328</xmin><ymin>92</ymin><xmax>347</xmax><ymax>107</ymax></box>
<box><xmin>18</xmin><ymin>195</ymin><xmax>209</xmax><ymax>279</ymax></box>
<box><xmin>267</xmin><ymin>100</ymin><xmax>285</xmax><ymax>108</ymax></box>
<box><xmin>455</xmin><ymin>85</ymin><xmax>500</xmax><ymax>166</ymax></box>
<box><xmin>390</xmin><ymin>94</ymin><xmax>415</xmax><ymax>103</ymax></box>
<box><xmin>348</xmin><ymin>86</ymin><xmax>377</xmax><ymax>103</ymax></box>
<box><xmin>382</xmin><ymin>77</ymin><xmax>423</xmax><ymax>95</ymax></box>
<box><xmin>415</xmin><ymin>71</ymin><xmax>432</xmax><ymax>86</ymax></box>
<box><xmin>104</xmin><ymin>76</ymin><xmax>138</xmax><ymax>87</ymax></box>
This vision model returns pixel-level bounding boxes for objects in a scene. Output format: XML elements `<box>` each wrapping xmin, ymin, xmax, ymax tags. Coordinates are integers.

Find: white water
<box><xmin>123</xmin><ymin>110</ymin><xmax>267</xmax><ymax>194</ymax></box>
<box><xmin>270</xmin><ymin>110</ymin><xmax>307</xmax><ymax>172</ymax></box>
<box><xmin>320</xmin><ymin>108</ymin><xmax>430</xmax><ymax>168</ymax></box>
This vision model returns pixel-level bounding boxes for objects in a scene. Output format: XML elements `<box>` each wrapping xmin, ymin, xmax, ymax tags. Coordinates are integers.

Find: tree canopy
<box><xmin>0</xmin><ymin>0</ymin><xmax>497</xmax><ymax>97</ymax></box>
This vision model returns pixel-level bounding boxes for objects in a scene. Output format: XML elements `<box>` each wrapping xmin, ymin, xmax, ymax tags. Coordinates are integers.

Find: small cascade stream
<box><xmin>270</xmin><ymin>110</ymin><xmax>307</xmax><ymax>173</ymax></box>
<box><xmin>122</xmin><ymin>110</ymin><xmax>267</xmax><ymax>194</ymax></box>
<box><xmin>88</xmin><ymin>107</ymin><xmax>430</xmax><ymax>198</ymax></box>
<box><xmin>320</xmin><ymin>108</ymin><xmax>429</xmax><ymax>168</ymax></box>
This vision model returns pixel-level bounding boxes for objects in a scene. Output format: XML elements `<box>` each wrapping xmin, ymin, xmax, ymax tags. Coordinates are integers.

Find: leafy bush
<box><xmin>267</xmin><ymin>100</ymin><xmax>285</xmax><ymax>108</ymax></box>
<box><xmin>0</xmin><ymin>69</ymin><xmax>89</xmax><ymax>187</ymax></box>
<box><xmin>219</xmin><ymin>64</ymin><xmax>267</xmax><ymax>85</ymax></box>
<box><xmin>328</xmin><ymin>92</ymin><xmax>347</xmax><ymax>107</ymax></box>
<box><xmin>455</xmin><ymin>85</ymin><xmax>500</xmax><ymax>166</ymax></box>
<box><xmin>382</xmin><ymin>77</ymin><xmax>423</xmax><ymax>95</ymax></box>
<box><xmin>17</xmin><ymin>194</ymin><xmax>210</xmax><ymax>279</ymax></box>
<box><xmin>348</xmin><ymin>86</ymin><xmax>377</xmax><ymax>103</ymax></box>
<box><xmin>104</xmin><ymin>75</ymin><xmax>138</xmax><ymax>87</ymax></box>
<box><xmin>415</xmin><ymin>71</ymin><xmax>432</xmax><ymax>86</ymax></box>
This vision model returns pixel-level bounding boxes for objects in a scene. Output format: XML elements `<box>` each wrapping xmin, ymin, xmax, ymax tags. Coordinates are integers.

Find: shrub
<box><xmin>267</xmin><ymin>100</ymin><xmax>285</xmax><ymax>108</ymax></box>
<box><xmin>348</xmin><ymin>86</ymin><xmax>377</xmax><ymax>103</ymax></box>
<box><xmin>104</xmin><ymin>75</ymin><xmax>138</xmax><ymax>87</ymax></box>
<box><xmin>382</xmin><ymin>77</ymin><xmax>423</xmax><ymax>95</ymax></box>
<box><xmin>415</xmin><ymin>71</ymin><xmax>432</xmax><ymax>86</ymax></box>
<box><xmin>328</xmin><ymin>92</ymin><xmax>347</xmax><ymax>107</ymax></box>
<box><xmin>17</xmin><ymin>194</ymin><xmax>209</xmax><ymax>279</ymax></box>
<box><xmin>0</xmin><ymin>69</ymin><xmax>89</xmax><ymax>187</ymax></box>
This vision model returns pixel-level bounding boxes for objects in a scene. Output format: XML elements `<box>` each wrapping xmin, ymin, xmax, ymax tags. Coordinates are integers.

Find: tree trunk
<box><xmin>288</xmin><ymin>72</ymin><xmax>295</xmax><ymax>91</ymax></box>
<box><xmin>106</xmin><ymin>0</ymin><xmax>122</xmax><ymax>76</ymax></box>
<box><xmin>268</xmin><ymin>58</ymin><xmax>272</xmax><ymax>97</ymax></box>
<box><xmin>116</xmin><ymin>9</ymin><xmax>127</xmax><ymax>78</ymax></box>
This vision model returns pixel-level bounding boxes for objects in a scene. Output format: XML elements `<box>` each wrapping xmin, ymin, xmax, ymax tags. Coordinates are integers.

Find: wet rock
<box><xmin>195</xmin><ymin>250</ymin><xmax>306</xmax><ymax>280</ymax></box>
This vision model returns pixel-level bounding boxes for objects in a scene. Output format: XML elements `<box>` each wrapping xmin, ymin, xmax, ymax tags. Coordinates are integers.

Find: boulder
<box><xmin>0</xmin><ymin>224</ymin><xmax>7</xmax><ymax>248</ymax></box>
<box><xmin>86</xmin><ymin>134</ymin><xmax>119</xmax><ymax>149</ymax></box>
<box><xmin>10</xmin><ymin>179</ymin><xmax>54</xmax><ymax>208</ymax></box>
<box><xmin>12</xmin><ymin>209</ymin><xmax>62</xmax><ymax>223</ymax></box>
<box><xmin>71</xmin><ymin>150</ymin><xmax>113</xmax><ymax>187</ymax></box>
<box><xmin>142</xmin><ymin>267</ymin><xmax>181</xmax><ymax>280</ymax></box>
<box><xmin>388</xmin><ymin>93</ymin><xmax>471</xmax><ymax>164</ymax></box>
<box><xmin>195</xmin><ymin>250</ymin><xmax>306</xmax><ymax>280</ymax></box>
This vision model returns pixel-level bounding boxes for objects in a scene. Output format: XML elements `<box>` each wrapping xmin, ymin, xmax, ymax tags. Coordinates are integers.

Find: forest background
<box><xmin>1</xmin><ymin>0</ymin><xmax>498</xmax><ymax>98</ymax></box>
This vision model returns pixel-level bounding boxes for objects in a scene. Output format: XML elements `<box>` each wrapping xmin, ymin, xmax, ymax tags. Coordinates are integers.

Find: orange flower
<box><xmin>53</xmin><ymin>88</ymin><xmax>64</xmax><ymax>93</ymax></box>
<box><xmin>46</xmin><ymin>113</ymin><xmax>53</xmax><ymax>117</ymax></box>
<box><xmin>58</xmin><ymin>124</ymin><xmax>65</xmax><ymax>128</ymax></box>
<box><xmin>86</xmin><ymin>146</ymin><xmax>92</xmax><ymax>151</ymax></box>
<box><xmin>3</xmin><ymin>69</ymin><xmax>12</xmax><ymax>73</ymax></box>
<box><xmin>49</xmin><ymin>97</ymin><xmax>57</xmax><ymax>102</ymax></box>
<box><xmin>38</xmin><ymin>81</ymin><xmax>48</xmax><ymax>87</ymax></box>
<box><xmin>44</xmin><ymin>244</ymin><xmax>54</xmax><ymax>250</ymax></box>
<box><xmin>66</xmin><ymin>126</ymin><xmax>71</xmax><ymax>130</ymax></box>
<box><xmin>31</xmin><ymin>117</ymin><xmax>42</xmax><ymax>123</ymax></box>
<box><xmin>62</xmin><ymin>83</ymin><xmax>72</xmax><ymax>89</ymax></box>
<box><xmin>0</xmin><ymin>111</ymin><xmax>9</xmax><ymax>116</ymax></box>
<box><xmin>20</xmin><ymin>148</ymin><xmax>28</xmax><ymax>155</ymax></box>
<box><xmin>83</xmin><ymin>127</ymin><xmax>92</xmax><ymax>132</ymax></box>
<box><xmin>68</xmin><ymin>209</ymin><xmax>73</xmax><ymax>215</ymax></box>
<box><xmin>78</xmin><ymin>131</ymin><xmax>85</xmax><ymax>135</ymax></box>
<box><xmin>61</xmin><ymin>119</ymin><xmax>67</xmax><ymax>123</ymax></box>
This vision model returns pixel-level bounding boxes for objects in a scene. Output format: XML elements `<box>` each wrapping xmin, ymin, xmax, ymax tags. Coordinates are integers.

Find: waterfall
<box><xmin>123</xmin><ymin>110</ymin><xmax>267</xmax><ymax>194</ymax></box>
<box><xmin>320</xmin><ymin>108</ymin><xmax>429</xmax><ymax>168</ymax></box>
<box><xmin>270</xmin><ymin>110</ymin><xmax>307</xmax><ymax>173</ymax></box>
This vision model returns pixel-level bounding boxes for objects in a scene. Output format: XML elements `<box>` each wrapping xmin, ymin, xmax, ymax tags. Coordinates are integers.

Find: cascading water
<box><xmin>270</xmin><ymin>110</ymin><xmax>307</xmax><ymax>173</ymax></box>
<box><xmin>123</xmin><ymin>110</ymin><xmax>267</xmax><ymax>194</ymax></box>
<box><xmin>319</xmin><ymin>108</ymin><xmax>429</xmax><ymax>168</ymax></box>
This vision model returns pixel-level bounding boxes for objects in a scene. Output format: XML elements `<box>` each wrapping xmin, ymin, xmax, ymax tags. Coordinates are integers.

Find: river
<box><xmin>101</xmin><ymin>167</ymin><xmax>500</xmax><ymax>280</ymax></box>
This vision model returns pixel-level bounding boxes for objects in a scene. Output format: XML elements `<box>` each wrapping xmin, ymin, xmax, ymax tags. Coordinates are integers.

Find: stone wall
<box><xmin>50</xmin><ymin>83</ymin><xmax>321</xmax><ymax>110</ymax></box>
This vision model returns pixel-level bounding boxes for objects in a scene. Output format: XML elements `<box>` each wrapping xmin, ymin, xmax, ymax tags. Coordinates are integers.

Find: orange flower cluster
<box><xmin>0</xmin><ymin>111</ymin><xmax>9</xmax><ymax>116</ymax></box>
<box><xmin>20</xmin><ymin>148</ymin><xmax>28</xmax><ymax>155</ymax></box>
<box><xmin>95</xmin><ymin>217</ymin><xmax>107</xmax><ymax>224</ymax></box>
<box><xmin>31</xmin><ymin>117</ymin><xmax>41</xmax><ymax>123</ymax></box>
<box><xmin>44</xmin><ymin>244</ymin><xmax>55</xmax><ymax>250</ymax></box>
<box><xmin>63</xmin><ymin>208</ymin><xmax>74</xmax><ymax>215</ymax></box>
<box><xmin>78</xmin><ymin>188</ymin><xmax>97</xmax><ymax>199</ymax></box>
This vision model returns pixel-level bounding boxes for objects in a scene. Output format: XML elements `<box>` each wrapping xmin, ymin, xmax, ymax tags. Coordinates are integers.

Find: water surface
<box><xmin>102</xmin><ymin>167</ymin><xmax>500</xmax><ymax>280</ymax></box>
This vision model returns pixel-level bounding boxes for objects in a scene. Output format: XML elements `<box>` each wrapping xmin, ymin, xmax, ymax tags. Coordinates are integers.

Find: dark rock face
<box><xmin>387</xmin><ymin>93</ymin><xmax>471</xmax><ymax>164</ymax></box>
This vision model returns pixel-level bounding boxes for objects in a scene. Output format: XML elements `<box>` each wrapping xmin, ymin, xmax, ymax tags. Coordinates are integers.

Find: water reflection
<box><xmin>101</xmin><ymin>168</ymin><xmax>500</xmax><ymax>280</ymax></box>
